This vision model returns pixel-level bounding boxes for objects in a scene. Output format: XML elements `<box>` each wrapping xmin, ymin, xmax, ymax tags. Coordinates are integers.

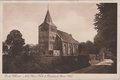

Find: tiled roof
<box><xmin>57</xmin><ymin>30</ymin><xmax>79</xmax><ymax>44</ymax></box>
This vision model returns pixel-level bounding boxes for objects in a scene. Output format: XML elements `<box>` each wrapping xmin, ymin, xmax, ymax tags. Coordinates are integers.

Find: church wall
<box><xmin>67</xmin><ymin>43</ymin><xmax>70</xmax><ymax>56</ymax></box>
<box><xmin>49</xmin><ymin>31</ymin><xmax>56</xmax><ymax>50</ymax></box>
<box><xmin>74</xmin><ymin>44</ymin><xmax>79</xmax><ymax>56</ymax></box>
<box><xmin>62</xmin><ymin>42</ymin><xmax>67</xmax><ymax>56</ymax></box>
<box><xmin>54</xmin><ymin>35</ymin><xmax>62</xmax><ymax>50</ymax></box>
<box><xmin>38</xmin><ymin>10</ymin><xmax>79</xmax><ymax>56</ymax></box>
<box><xmin>38</xmin><ymin>25</ymin><xmax>50</xmax><ymax>55</ymax></box>
<box><xmin>62</xmin><ymin>42</ymin><xmax>79</xmax><ymax>56</ymax></box>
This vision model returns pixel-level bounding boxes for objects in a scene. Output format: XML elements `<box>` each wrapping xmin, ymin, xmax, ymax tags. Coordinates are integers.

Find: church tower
<box><xmin>38</xmin><ymin>9</ymin><xmax>57</xmax><ymax>55</ymax></box>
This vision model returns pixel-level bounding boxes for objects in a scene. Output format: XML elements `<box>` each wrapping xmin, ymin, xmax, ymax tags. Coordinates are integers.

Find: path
<box><xmin>71</xmin><ymin>59</ymin><xmax>115</xmax><ymax>73</ymax></box>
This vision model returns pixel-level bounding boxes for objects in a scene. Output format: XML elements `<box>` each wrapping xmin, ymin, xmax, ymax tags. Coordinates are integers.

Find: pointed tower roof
<box><xmin>44</xmin><ymin>9</ymin><xmax>53</xmax><ymax>25</ymax></box>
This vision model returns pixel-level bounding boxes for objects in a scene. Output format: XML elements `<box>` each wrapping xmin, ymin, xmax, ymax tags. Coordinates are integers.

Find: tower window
<box><xmin>41</xmin><ymin>26</ymin><xmax>49</xmax><ymax>31</ymax></box>
<box><xmin>51</xmin><ymin>27</ymin><xmax>56</xmax><ymax>32</ymax></box>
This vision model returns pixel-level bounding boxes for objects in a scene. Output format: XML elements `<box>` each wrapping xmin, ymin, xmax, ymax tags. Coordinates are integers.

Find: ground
<box><xmin>3</xmin><ymin>55</ymin><xmax>116</xmax><ymax>73</ymax></box>
<box><xmin>71</xmin><ymin>59</ymin><xmax>116</xmax><ymax>73</ymax></box>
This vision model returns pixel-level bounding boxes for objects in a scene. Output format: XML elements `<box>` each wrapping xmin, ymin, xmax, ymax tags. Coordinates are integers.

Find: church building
<box><xmin>38</xmin><ymin>10</ymin><xmax>79</xmax><ymax>56</ymax></box>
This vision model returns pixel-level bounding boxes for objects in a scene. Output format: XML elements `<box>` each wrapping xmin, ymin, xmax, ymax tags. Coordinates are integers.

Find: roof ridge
<box><xmin>57</xmin><ymin>30</ymin><xmax>79</xmax><ymax>44</ymax></box>
<box><xmin>57</xmin><ymin>30</ymin><xmax>71</xmax><ymax>35</ymax></box>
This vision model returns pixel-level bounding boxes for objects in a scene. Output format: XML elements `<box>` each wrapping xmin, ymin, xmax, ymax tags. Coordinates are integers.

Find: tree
<box><xmin>5</xmin><ymin>30</ymin><xmax>25</xmax><ymax>56</ymax></box>
<box><xmin>78</xmin><ymin>41</ymin><xmax>96</xmax><ymax>55</ymax></box>
<box><xmin>78</xmin><ymin>42</ymin><xmax>86</xmax><ymax>54</ymax></box>
<box><xmin>2</xmin><ymin>41</ymin><xmax>8</xmax><ymax>54</ymax></box>
<box><xmin>85</xmin><ymin>41</ymin><xmax>96</xmax><ymax>54</ymax></box>
<box><xmin>94</xmin><ymin>3</ymin><xmax>117</xmax><ymax>57</ymax></box>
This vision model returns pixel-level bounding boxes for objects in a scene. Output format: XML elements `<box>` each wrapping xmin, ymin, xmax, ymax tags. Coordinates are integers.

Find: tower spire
<box><xmin>44</xmin><ymin>6</ymin><xmax>53</xmax><ymax>24</ymax></box>
<box><xmin>47</xmin><ymin>3</ymin><xmax>49</xmax><ymax>10</ymax></box>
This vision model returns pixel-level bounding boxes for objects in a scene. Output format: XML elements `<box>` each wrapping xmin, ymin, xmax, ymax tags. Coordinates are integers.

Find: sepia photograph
<box><xmin>1</xmin><ymin>1</ymin><xmax>118</xmax><ymax>75</ymax></box>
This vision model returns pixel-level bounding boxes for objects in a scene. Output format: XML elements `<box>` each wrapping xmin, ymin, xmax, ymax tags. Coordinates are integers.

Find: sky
<box><xmin>3</xmin><ymin>3</ymin><xmax>98</xmax><ymax>44</ymax></box>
